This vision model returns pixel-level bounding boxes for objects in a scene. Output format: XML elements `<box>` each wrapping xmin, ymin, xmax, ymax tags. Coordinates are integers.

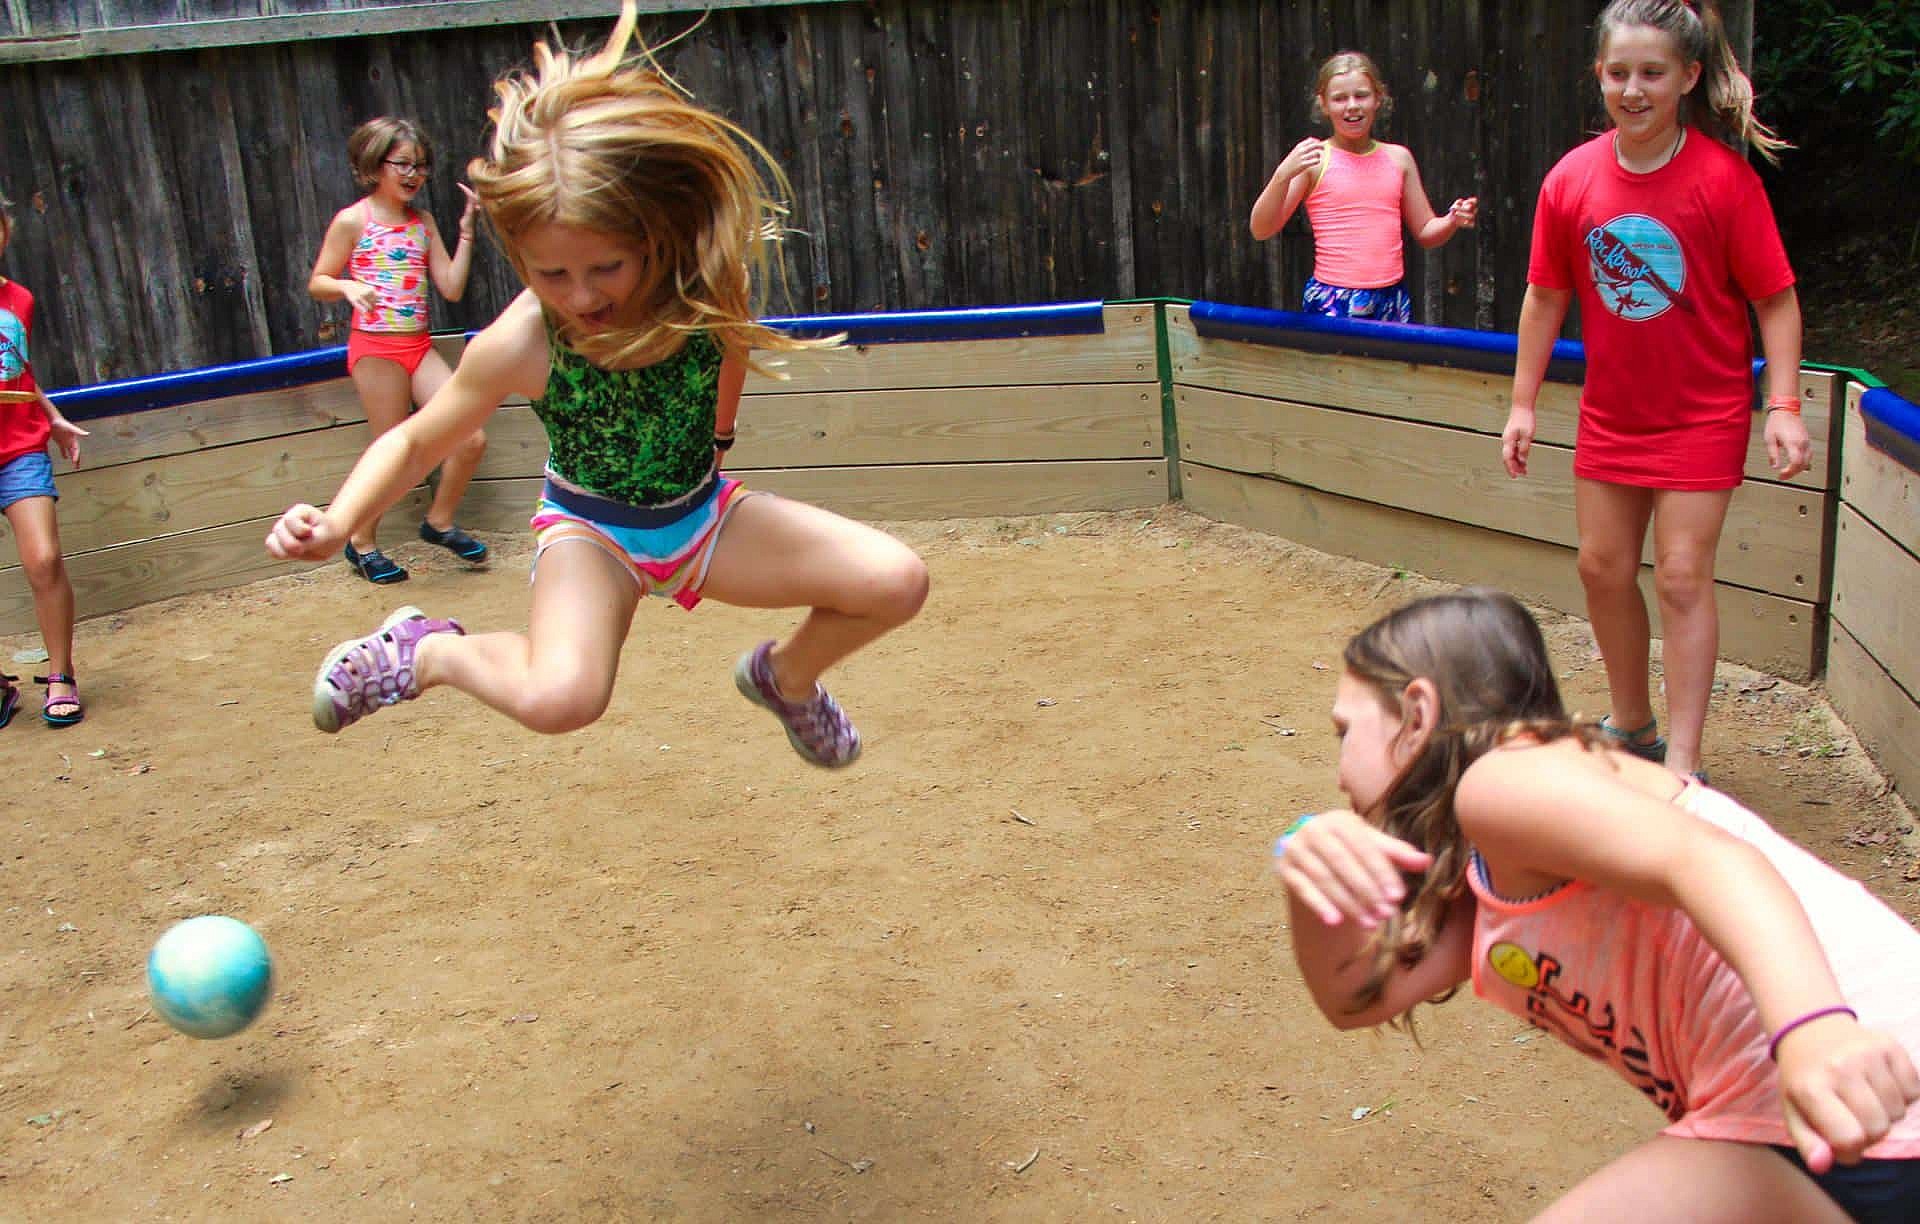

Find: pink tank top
<box><xmin>1468</xmin><ymin>782</ymin><xmax>1920</xmax><ymax>1156</ymax></box>
<box><xmin>1303</xmin><ymin>144</ymin><xmax>1406</xmax><ymax>289</ymax></box>
<box><xmin>347</xmin><ymin>201</ymin><xmax>429</xmax><ymax>334</ymax></box>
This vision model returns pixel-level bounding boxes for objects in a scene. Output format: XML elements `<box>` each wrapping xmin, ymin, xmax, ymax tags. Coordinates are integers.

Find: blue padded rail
<box><xmin>51</xmin><ymin>346</ymin><xmax>348</xmax><ymax>422</ymax></box>
<box><xmin>43</xmin><ymin>301</ymin><xmax>1111</xmax><ymax>419</ymax></box>
<box><xmin>1860</xmin><ymin>386</ymin><xmax>1920</xmax><ymax>476</ymax></box>
<box><xmin>1187</xmin><ymin>300</ymin><xmax>1588</xmax><ymax>382</ymax></box>
<box><xmin>762</xmin><ymin>300</ymin><xmax>1107</xmax><ymax>344</ymax></box>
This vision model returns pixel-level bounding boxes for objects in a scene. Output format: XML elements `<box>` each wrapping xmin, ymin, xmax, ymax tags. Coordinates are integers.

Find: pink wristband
<box><xmin>1767</xmin><ymin>1005</ymin><xmax>1858</xmax><ymax>1062</ymax></box>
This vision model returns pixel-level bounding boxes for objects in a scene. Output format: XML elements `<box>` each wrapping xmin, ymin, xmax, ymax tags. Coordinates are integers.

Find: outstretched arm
<box><xmin>1396</xmin><ymin>148</ymin><xmax>1477</xmax><ymax>248</ymax></box>
<box><xmin>1457</xmin><ymin>746</ymin><xmax>1920</xmax><ymax>1172</ymax></box>
<box><xmin>267</xmin><ymin>293</ymin><xmax>544</xmax><ymax>561</ymax></box>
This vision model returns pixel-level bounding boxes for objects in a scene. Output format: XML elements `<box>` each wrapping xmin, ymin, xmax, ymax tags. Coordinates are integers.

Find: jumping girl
<box><xmin>1249</xmin><ymin>51</ymin><xmax>1478</xmax><ymax>323</ymax></box>
<box><xmin>1502</xmin><ymin>0</ymin><xmax>1813</xmax><ymax>783</ymax></box>
<box><xmin>0</xmin><ymin>189</ymin><xmax>89</xmax><ymax>728</ymax></box>
<box><xmin>1274</xmin><ymin>588</ymin><xmax>1920</xmax><ymax>1222</ymax></box>
<box><xmin>267</xmin><ymin>1</ymin><xmax>927</xmax><ymax>768</ymax></box>
<box><xmin>309</xmin><ymin>116</ymin><xmax>490</xmax><ymax>584</ymax></box>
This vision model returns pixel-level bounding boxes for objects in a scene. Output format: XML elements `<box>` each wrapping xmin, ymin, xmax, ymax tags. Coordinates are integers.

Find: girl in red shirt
<box><xmin>1503</xmin><ymin>0</ymin><xmax>1812</xmax><ymax>783</ymax></box>
<box><xmin>0</xmin><ymin>191</ymin><xmax>90</xmax><ymax>728</ymax></box>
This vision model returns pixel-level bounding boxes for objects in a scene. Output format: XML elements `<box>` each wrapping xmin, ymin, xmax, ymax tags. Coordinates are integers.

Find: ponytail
<box><xmin>1596</xmin><ymin>0</ymin><xmax>1790</xmax><ymax>165</ymax></box>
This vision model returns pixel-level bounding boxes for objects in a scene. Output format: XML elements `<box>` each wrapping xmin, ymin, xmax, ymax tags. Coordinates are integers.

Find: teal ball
<box><xmin>146</xmin><ymin>916</ymin><xmax>274</xmax><ymax>1039</ymax></box>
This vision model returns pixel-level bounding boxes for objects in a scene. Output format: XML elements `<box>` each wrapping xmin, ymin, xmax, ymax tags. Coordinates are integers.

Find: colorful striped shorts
<box><xmin>1302</xmin><ymin>277</ymin><xmax>1413</xmax><ymax>324</ymax></box>
<box><xmin>529</xmin><ymin>470</ymin><xmax>751</xmax><ymax>610</ymax></box>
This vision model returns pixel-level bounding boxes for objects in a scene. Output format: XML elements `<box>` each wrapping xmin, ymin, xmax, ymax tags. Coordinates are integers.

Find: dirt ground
<box><xmin>3</xmin><ymin>506</ymin><xmax>1915</xmax><ymax>1222</ymax></box>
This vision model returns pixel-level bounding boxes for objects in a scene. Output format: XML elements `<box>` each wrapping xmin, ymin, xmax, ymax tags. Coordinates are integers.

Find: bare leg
<box><xmin>412</xmin><ymin>539</ymin><xmax>640</xmax><ymax>733</ymax></box>
<box><xmin>409</xmin><ymin>350</ymin><xmax>487</xmax><ymax>532</ymax></box>
<box><xmin>348</xmin><ymin>355</ymin><xmax>415</xmax><ymax>552</ymax></box>
<box><xmin>4</xmin><ymin>495</ymin><xmax>78</xmax><ymax>716</ymax></box>
<box><xmin>1536</xmin><ymin>1135</ymin><xmax>1846</xmax><ymax>1224</ymax></box>
<box><xmin>699</xmin><ymin>494</ymin><xmax>929</xmax><ymax>701</ymax></box>
<box><xmin>1649</xmin><ymin>488</ymin><xmax>1734</xmax><ymax>778</ymax></box>
<box><xmin>1576</xmin><ymin>477</ymin><xmax>1658</xmax><ymax>739</ymax></box>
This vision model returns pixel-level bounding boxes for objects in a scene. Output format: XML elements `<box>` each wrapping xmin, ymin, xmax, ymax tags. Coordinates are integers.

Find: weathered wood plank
<box><xmin>1166</xmin><ymin>306</ymin><xmax>1838</xmax><ymax>491</ymax></box>
<box><xmin>1179</xmin><ymin>461</ymin><xmax>1816</xmax><ymax>679</ymax></box>
<box><xmin>1176</xmin><ymin>386</ymin><xmax>1824</xmax><ymax>600</ymax></box>
<box><xmin>1841</xmin><ymin>386</ymin><xmax>1920</xmax><ymax>558</ymax></box>
<box><xmin>0</xmin><ymin>425</ymin><xmax>410</xmax><ymax>563</ymax></box>
<box><xmin>0</xmin><ymin>491</ymin><xmax>430</xmax><ymax>634</ymax></box>
<box><xmin>744</xmin><ymin>305</ymin><xmax>1159</xmax><ymax>394</ymax></box>
<box><xmin>1825</xmin><ymin>623</ymin><xmax>1920</xmax><ymax>804</ymax></box>
<box><xmin>457</xmin><ymin>458</ymin><xmax>1170</xmax><ymax>530</ymax></box>
<box><xmin>1831</xmin><ymin>504</ymin><xmax>1920</xmax><ymax>703</ymax></box>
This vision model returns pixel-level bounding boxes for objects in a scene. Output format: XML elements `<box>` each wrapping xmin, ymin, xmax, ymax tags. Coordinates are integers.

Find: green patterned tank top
<box><xmin>532</xmin><ymin>325</ymin><xmax>723</xmax><ymax>505</ymax></box>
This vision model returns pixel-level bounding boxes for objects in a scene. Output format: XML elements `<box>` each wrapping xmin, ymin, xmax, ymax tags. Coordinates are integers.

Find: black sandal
<box><xmin>345</xmin><ymin>544</ymin><xmax>409</xmax><ymax>584</ymax></box>
<box><xmin>0</xmin><ymin>672</ymin><xmax>18</xmax><ymax>730</ymax></box>
<box><xmin>418</xmin><ymin>521</ymin><xmax>489</xmax><ymax>564</ymax></box>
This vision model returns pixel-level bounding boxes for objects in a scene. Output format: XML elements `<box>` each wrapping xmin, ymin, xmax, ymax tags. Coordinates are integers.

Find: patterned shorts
<box><xmin>1302</xmin><ymin>277</ymin><xmax>1413</xmax><ymax>324</ymax></box>
<box><xmin>529</xmin><ymin>471</ymin><xmax>751</xmax><ymax>610</ymax></box>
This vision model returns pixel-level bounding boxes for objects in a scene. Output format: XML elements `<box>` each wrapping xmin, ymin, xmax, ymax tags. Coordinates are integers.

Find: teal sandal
<box><xmin>1599</xmin><ymin>714</ymin><xmax>1667</xmax><ymax>764</ymax></box>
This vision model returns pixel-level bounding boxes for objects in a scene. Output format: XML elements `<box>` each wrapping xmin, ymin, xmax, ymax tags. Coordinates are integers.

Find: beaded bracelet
<box><xmin>1765</xmin><ymin>394</ymin><xmax>1803</xmax><ymax>415</ymax></box>
<box><xmin>1767</xmin><ymin>1004</ymin><xmax>1857</xmax><ymax>1062</ymax></box>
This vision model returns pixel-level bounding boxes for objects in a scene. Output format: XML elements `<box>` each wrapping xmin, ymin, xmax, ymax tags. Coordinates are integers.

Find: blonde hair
<box><xmin>347</xmin><ymin>117</ymin><xmax>434</xmax><ymax>190</ymax></box>
<box><xmin>1339</xmin><ymin>589</ymin><xmax>1609</xmax><ymax>1028</ymax></box>
<box><xmin>1595</xmin><ymin>0</ymin><xmax>1790</xmax><ymax>165</ymax></box>
<box><xmin>1312</xmin><ymin>52</ymin><xmax>1393</xmax><ymax>127</ymax></box>
<box><xmin>468</xmin><ymin>0</ymin><xmax>832</xmax><ymax>368</ymax></box>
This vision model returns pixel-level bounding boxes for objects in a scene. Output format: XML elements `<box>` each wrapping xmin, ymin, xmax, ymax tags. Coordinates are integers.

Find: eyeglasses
<box><xmin>382</xmin><ymin>159</ymin><xmax>431</xmax><ymax>176</ymax></box>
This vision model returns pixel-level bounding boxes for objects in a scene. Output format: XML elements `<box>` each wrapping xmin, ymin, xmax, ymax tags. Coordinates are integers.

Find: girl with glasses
<box><xmin>308</xmin><ymin>116</ymin><xmax>491</xmax><ymax>584</ymax></box>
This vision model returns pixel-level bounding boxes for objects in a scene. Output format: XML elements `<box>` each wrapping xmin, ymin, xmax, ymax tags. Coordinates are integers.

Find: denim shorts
<box><xmin>0</xmin><ymin>449</ymin><xmax>57</xmax><ymax>511</ymax></box>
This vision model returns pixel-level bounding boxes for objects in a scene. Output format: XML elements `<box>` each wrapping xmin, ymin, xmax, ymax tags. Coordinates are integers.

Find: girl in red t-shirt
<box><xmin>1502</xmin><ymin>0</ymin><xmax>1812</xmax><ymax>783</ymax></box>
<box><xmin>0</xmin><ymin>191</ymin><xmax>90</xmax><ymax>728</ymax></box>
<box><xmin>1248</xmin><ymin>51</ymin><xmax>1478</xmax><ymax>323</ymax></box>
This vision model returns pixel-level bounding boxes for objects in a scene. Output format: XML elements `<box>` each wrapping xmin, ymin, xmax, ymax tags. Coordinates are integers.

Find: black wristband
<box><xmin>714</xmin><ymin>432</ymin><xmax>737</xmax><ymax>452</ymax></box>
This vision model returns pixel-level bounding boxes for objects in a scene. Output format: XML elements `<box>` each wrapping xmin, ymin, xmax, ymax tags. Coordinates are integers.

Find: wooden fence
<box><xmin>0</xmin><ymin>0</ymin><xmax>1720</xmax><ymax>389</ymax></box>
<box><xmin>0</xmin><ymin>304</ymin><xmax>1164</xmax><ymax>630</ymax></box>
<box><xmin>1826</xmin><ymin>388</ymin><xmax>1920</xmax><ymax>799</ymax></box>
<box><xmin>1168</xmin><ymin>302</ymin><xmax>1836</xmax><ymax>680</ymax></box>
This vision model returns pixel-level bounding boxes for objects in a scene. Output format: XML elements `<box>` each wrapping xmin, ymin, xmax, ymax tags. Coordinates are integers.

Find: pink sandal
<box><xmin>312</xmin><ymin>606</ymin><xmax>464</xmax><ymax>733</ymax></box>
<box><xmin>36</xmin><ymin>672</ymin><xmax>82</xmax><ymax>728</ymax></box>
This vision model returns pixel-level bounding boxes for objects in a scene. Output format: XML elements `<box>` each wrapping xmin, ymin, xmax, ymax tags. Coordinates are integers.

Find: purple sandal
<box><xmin>36</xmin><ymin>672</ymin><xmax>82</xmax><ymax>728</ymax></box>
<box><xmin>312</xmin><ymin>605</ymin><xmax>464</xmax><ymax>733</ymax></box>
<box><xmin>732</xmin><ymin>640</ymin><xmax>862</xmax><ymax>768</ymax></box>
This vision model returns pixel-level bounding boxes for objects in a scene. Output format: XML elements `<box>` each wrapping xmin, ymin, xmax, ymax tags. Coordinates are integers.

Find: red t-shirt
<box><xmin>1528</xmin><ymin>131</ymin><xmax>1795</xmax><ymax>489</ymax></box>
<box><xmin>0</xmin><ymin>278</ymin><xmax>51</xmax><ymax>467</ymax></box>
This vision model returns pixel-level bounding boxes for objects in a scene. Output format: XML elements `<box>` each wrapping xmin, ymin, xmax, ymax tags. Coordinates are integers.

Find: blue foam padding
<box><xmin>1860</xmin><ymin>386</ymin><xmax>1920</xmax><ymax>476</ymax></box>
<box><xmin>41</xmin><ymin>302</ymin><xmax>1112</xmax><ymax>419</ymax></box>
<box><xmin>50</xmin><ymin>346</ymin><xmax>348</xmax><ymax>422</ymax></box>
<box><xmin>762</xmin><ymin>300</ymin><xmax>1108</xmax><ymax>343</ymax></box>
<box><xmin>1188</xmin><ymin>300</ymin><xmax>1588</xmax><ymax>381</ymax></box>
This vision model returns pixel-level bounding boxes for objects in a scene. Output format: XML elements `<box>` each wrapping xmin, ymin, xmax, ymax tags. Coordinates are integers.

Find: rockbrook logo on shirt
<box><xmin>1585</xmin><ymin>214</ymin><xmax>1685</xmax><ymax>322</ymax></box>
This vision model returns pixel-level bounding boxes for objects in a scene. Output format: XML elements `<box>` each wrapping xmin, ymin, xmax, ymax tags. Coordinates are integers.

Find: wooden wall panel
<box><xmin>1180</xmin><ymin>462</ymin><xmax>1817</xmax><ymax>679</ymax></box>
<box><xmin>1825</xmin><ymin>624</ymin><xmax>1920</xmax><ymax>804</ymax></box>
<box><xmin>1840</xmin><ymin>388</ymin><xmax>1920</xmax><ymax>558</ymax></box>
<box><xmin>1831</xmin><ymin>505</ymin><xmax>1920</xmax><ymax>703</ymax></box>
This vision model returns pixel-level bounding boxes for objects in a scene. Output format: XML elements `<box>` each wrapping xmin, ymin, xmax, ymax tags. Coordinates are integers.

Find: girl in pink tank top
<box><xmin>1275</xmin><ymin>589</ymin><xmax>1920</xmax><ymax>1221</ymax></box>
<box><xmin>1249</xmin><ymin>52</ymin><xmax>1478</xmax><ymax>323</ymax></box>
<box><xmin>308</xmin><ymin>116</ymin><xmax>491</xmax><ymax>585</ymax></box>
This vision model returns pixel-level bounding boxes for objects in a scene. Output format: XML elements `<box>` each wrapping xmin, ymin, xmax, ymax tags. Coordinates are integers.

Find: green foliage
<box><xmin>1757</xmin><ymin>0</ymin><xmax>1920</xmax><ymax>163</ymax></box>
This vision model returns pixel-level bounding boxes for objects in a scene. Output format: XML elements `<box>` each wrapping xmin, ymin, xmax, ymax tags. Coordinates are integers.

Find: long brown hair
<box><xmin>1595</xmin><ymin>0</ymin><xmax>1790</xmax><ymax>165</ymax></box>
<box><xmin>468</xmin><ymin>0</ymin><xmax>833</xmax><ymax>368</ymax></box>
<box><xmin>1340</xmin><ymin>589</ymin><xmax>1607</xmax><ymax>1020</ymax></box>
